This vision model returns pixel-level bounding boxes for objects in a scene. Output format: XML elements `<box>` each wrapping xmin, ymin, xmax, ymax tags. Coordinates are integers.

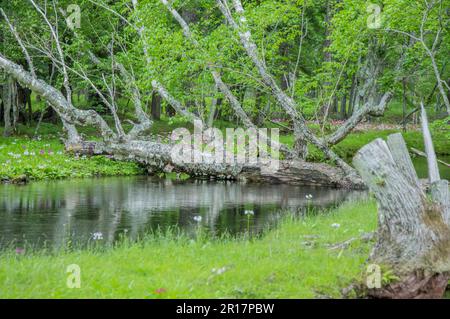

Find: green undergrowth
<box><xmin>0</xmin><ymin>136</ymin><xmax>143</xmax><ymax>182</ymax></box>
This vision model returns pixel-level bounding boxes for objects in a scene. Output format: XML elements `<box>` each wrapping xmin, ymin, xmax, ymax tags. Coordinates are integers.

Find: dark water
<box><xmin>1</xmin><ymin>155</ymin><xmax>447</xmax><ymax>250</ymax></box>
<box><xmin>0</xmin><ymin>176</ymin><xmax>366</xmax><ymax>249</ymax></box>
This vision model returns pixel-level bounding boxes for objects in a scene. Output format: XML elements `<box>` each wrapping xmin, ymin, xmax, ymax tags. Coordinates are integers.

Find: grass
<box><xmin>0</xmin><ymin>136</ymin><xmax>144</xmax><ymax>182</ymax></box>
<box><xmin>0</xmin><ymin>200</ymin><xmax>378</xmax><ymax>298</ymax></box>
<box><xmin>333</xmin><ymin>129</ymin><xmax>449</xmax><ymax>159</ymax></box>
<box><xmin>279</xmin><ymin>127</ymin><xmax>449</xmax><ymax>163</ymax></box>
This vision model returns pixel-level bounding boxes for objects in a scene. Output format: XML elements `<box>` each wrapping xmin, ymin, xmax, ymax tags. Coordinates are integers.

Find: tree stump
<box><xmin>353</xmin><ymin>132</ymin><xmax>449</xmax><ymax>298</ymax></box>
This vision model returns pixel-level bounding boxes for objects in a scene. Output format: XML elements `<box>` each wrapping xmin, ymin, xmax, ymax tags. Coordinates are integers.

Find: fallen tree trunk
<box><xmin>72</xmin><ymin>140</ymin><xmax>365</xmax><ymax>189</ymax></box>
<box><xmin>353</xmin><ymin>132</ymin><xmax>449</xmax><ymax>298</ymax></box>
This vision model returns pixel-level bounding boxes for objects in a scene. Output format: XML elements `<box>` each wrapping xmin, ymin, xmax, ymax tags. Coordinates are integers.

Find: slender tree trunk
<box><xmin>322</xmin><ymin>0</ymin><xmax>333</xmax><ymax>118</ymax></box>
<box><xmin>11</xmin><ymin>77</ymin><xmax>19</xmax><ymax>131</ymax></box>
<box><xmin>332</xmin><ymin>95</ymin><xmax>338</xmax><ymax>115</ymax></box>
<box><xmin>151</xmin><ymin>91</ymin><xmax>161</xmax><ymax>120</ymax></box>
<box><xmin>254</xmin><ymin>89</ymin><xmax>262</xmax><ymax>124</ymax></box>
<box><xmin>348</xmin><ymin>75</ymin><xmax>356</xmax><ymax>116</ymax></box>
<box><xmin>257</xmin><ymin>99</ymin><xmax>270</xmax><ymax>127</ymax></box>
<box><xmin>0</xmin><ymin>88</ymin><xmax>3</xmax><ymax>124</ymax></box>
<box><xmin>340</xmin><ymin>93</ymin><xmax>347</xmax><ymax>119</ymax></box>
<box><xmin>3</xmin><ymin>76</ymin><xmax>13</xmax><ymax>136</ymax></box>
<box><xmin>426</xmin><ymin>48</ymin><xmax>450</xmax><ymax>115</ymax></box>
<box><xmin>402</xmin><ymin>78</ymin><xmax>407</xmax><ymax>132</ymax></box>
<box><xmin>26</xmin><ymin>88</ymin><xmax>32</xmax><ymax>126</ymax></box>
<box><xmin>279</xmin><ymin>42</ymin><xmax>290</xmax><ymax>91</ymax></box>
<box><xmin>207</xmin><ymin>86</ymin><xmax>221</xmax><ymax>128</ymax></box>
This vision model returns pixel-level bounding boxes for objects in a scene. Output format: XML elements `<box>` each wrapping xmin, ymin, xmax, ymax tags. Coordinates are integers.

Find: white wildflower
<box><xmin>193</xmin><ymin>215</ymin><xmax>202</xmax><ymax>222</ymax></box>
<box><xmin>92</xmin><ymin>232</ymin><xmax>103</xmax><ymax>240</ymax></box>
<box><xmin>211</xmin><ymin>267</ymin><xmax>228</xmax><ymax>275</ymax></box>
<box><xmin>9</xmin><ymin>153</ymin><xmax>22</xmax><ymax>159</ymax></box>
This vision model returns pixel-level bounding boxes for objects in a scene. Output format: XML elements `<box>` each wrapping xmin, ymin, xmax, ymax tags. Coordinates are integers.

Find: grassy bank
<box><xmin>0</xmin><ymin>136</ymin><xmax>143</xmax><ymax>182</ymax></box>
<box><xmin>279</xmin><ymin>129</ymin><xmax>449</xmax><ymax>163</ymax></box>
<box><xmin>0</xmin><ymin>200</ymin><xmax>377</xmax><ymax>298</ymax></box>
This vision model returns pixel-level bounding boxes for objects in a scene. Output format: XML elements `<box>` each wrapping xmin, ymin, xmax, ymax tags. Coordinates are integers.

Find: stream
<box><xmin>0</xmin><ymin>156</ymin><xmax>447</xmax><ymax>250</ymax></box>
<box><xmin>0</xmin><ymin>176</ymin><xmax>366</xmax><ymax>249</ymax></box>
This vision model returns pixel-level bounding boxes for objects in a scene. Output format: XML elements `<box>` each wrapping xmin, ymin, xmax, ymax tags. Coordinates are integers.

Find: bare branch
<box><xmin>0</xmin><ymin>8</ymin><xmax>36</xmax><ymax>77</ymax></box>
<box><xmin>385</xmin><ymin>1</ymin><xmax>449</xmax><ymax>114</ymax></box>
<box><xmin>29</xmin><ymin>0</ymin><xmax>72</xmax><ymax>103</ymax></box>
<box><xmin>324</xmin><ymin>92</ymin><xmax>393</xmax><ymax>146</ymax></box>
<box><xmin>0</xmin><ymin>54</ymin><xmax>116</xmax><ymax>141</ymax></box>
<box><xmin>87</xmin><ymin>0</ymin><xmax>139</xmax><ymax>32</ymax></box>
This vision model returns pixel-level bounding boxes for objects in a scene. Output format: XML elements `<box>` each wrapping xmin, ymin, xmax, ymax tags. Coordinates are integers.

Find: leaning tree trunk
<box><xmin>352</xmin><ymin>107</ymin><xmax>449</xmax><ymax>298</ymax></box>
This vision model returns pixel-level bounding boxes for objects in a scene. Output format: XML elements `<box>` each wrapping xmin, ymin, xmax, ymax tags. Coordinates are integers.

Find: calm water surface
<box><xmin>0</xmin><ymin>176</ymin><xmax>366</xmax><ymax>249</ymax></box>
<box><xmin>0</xmin><ymin>156</ymin><xmax>447</xmax><ymax>250</ymax></box>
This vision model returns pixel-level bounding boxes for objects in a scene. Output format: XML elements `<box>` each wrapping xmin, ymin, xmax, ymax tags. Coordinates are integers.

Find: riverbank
<box><xmin>0</xmin><ymin>200</ymin><xmax>378</xmax><ymax>298</ymax></box>
<box><xmin>1</xmin><ymin>124</ymin><xmax>448</xmax><ymax>183</ymax></box>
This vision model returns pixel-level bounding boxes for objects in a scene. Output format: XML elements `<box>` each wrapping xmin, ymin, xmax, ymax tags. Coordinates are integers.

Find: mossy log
<box><xmin>70</xmin><ymin>140</ymin><xmax>365</xmax><ymax>189</ymax></box>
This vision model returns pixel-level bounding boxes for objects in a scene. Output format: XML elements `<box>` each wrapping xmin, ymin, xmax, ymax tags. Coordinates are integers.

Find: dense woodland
<box><xmin>0</xmin><ymin>0</ymin><xmax>449</xmax><ymax>299</ymax></box>
<box><xmin>1</xmin><ymin>0</ymin><xmax>448</xmax><ymax>137</ymax></box>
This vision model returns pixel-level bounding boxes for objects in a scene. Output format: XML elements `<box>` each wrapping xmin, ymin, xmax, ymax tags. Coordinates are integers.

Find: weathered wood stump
<box><xmin>352</xmin><ymin>106</ymin><xmax>449</xmax><ymax>298</ymax></box>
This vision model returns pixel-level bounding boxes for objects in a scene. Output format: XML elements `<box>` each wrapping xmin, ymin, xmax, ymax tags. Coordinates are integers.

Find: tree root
<box><xmin>367</xmin><ymin>271</ymin><xmax>449</xmax><ymax>299</ymax></box>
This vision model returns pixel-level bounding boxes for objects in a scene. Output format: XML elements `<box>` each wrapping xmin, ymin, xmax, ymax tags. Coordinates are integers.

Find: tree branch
<box><xmin>0</xmin><ymin>54</ymin><xmax>116</xmax><ymax>141</ymax></box>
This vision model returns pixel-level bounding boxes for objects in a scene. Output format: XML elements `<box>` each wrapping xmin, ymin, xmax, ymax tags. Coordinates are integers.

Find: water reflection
<box><xmin>0</xmin><ymin>177</ymin><xmax>366</xmax><ymax>249</ymax></box>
